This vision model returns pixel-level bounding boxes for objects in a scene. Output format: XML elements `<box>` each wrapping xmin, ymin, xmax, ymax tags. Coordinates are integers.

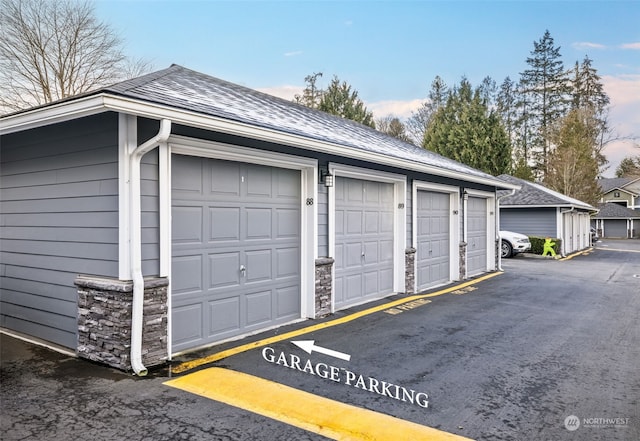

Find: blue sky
<box><xmin>95</xmin><ymin>0</ymin><xmax>640</xmax><ymax>176</ymax></box>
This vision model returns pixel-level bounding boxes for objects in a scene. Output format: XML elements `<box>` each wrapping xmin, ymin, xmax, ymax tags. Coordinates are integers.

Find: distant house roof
<box><xmin>497</xmin><ymin>174</ymin><xmax>597</xmax><ymax>211</ymax></box>
<box><xmin>1</xmin><ymin>65</ymin><xmax>516</xmax><ymax>190</ymax></box>
<box><xmin>598</xmin><ymin>177</ymin><xmax>640</xmax><ymax>195</ymax></box>
<box><xmin>594</xmin><ymin>202</ymin><xmax>640</xmax><ymax>219</ymax></box>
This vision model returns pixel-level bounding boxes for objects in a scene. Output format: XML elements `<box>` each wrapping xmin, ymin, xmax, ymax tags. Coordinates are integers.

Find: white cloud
<box><xmin>284</xmin><ymin>51</ymin><xmax>303</xmax><ymax>57</ymax></box>
<box><xmin>620</xmin><ymin>42</ymin><xmax>640</xmax><ymax>50</ymax></box>
<box><xmin>572</xmin><ymin>41</ymin><xmax>606</xmax><ymax>50</ymax></box>
<box><xmin>366</xmin><ymin>98</ymin><xmax>426</xmax><ymax>119</ymax></box>
<box><xmin>256</xmin><ymin>85</ymin><xmax>303</xmax><ymax>101</ymax></box>
<box><xmin>601</xmin><ymin>74</ymin><xmax>640</xmax><ymax>176</ymax></box>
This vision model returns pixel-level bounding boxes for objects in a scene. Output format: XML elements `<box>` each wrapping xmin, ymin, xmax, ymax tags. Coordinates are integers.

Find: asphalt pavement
<box><xmin>1</xmin><ymin>239</ymin><xmax>639</xmax><ymax>440</ymax></box>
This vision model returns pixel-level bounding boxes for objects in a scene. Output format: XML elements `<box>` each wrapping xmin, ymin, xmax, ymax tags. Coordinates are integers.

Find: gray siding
<box><xmin>500</xmin><ymin>207</ymin><xmax>557</xmax><ymax>237</ymax></box>
<box><xmin>0</xmin><ymin>113</ymin><xmax>120</xmax><ymax>349</ymax></box>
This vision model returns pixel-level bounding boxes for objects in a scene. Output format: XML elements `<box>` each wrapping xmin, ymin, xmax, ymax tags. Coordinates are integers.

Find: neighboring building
<box><xmin>598</xmin><ymin>177</ymin><xmax>640</xmax><ymax>210</ymax></box>
<box><xmin>1</xmin><ymin>65</ymin><xmax>517</xmax><ymax>373</ymax></box>
<box><xmin>497</xmin><ymin>175</ymin><xmax>598</xmax><ymax>255</ymax></box>
<box><xmin>592</xmin><ymin>203</ymin><xmax>640</xmax><ymax>238</ymax></box>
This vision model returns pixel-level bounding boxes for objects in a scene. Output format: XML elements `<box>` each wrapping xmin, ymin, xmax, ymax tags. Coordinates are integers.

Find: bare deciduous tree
<box><xmin>0</xmin><ymin>0</ymin><xmax>149</xmax><ymax>113</ymax></box>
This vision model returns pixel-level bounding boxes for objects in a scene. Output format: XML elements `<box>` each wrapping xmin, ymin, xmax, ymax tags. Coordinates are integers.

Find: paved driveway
<box><xmin>2</xmin><ymin>243</ymin><xmax>639</xmax><ymax>440</ymax></box>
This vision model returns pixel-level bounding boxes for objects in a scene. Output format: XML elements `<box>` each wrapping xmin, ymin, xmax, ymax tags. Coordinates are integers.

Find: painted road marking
<box><xmin>291</xmin><ymin>340</ymin><xmax>351</xmax><ymax>361</ymax></box>
<box><xmin>384</xmin><ymin>298</ymin><xmax>431</xmax><ymax>315</ymax></box>
<box><xmin>171</xmin><ymin>272</ymin><xmax>501</xmax><ymax>374</ymax></box>
<box><xmin>164</xmin><ymin>367</ymin><xmax>473</xmax><ymax>441</ymax></box>
<box><xmin>559</xmin><ymin>248</ymin><xmax>593</xmax><ymax>261</ymax></box>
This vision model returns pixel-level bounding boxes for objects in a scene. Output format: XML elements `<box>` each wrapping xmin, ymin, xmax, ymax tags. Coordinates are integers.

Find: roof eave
<box><xmin>1</xmin><ymin>93</ymin><xmax>517</xmax><ymax>190</ymax></box>
<box><xmin>501</xmin><ymin>203</ymin><xmax>598</xmax><ymax>213</ymax></box>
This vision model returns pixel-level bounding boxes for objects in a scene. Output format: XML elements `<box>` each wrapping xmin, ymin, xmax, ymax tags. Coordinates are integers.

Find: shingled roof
<box><xmin>497</xmin><ymin>174</ymin><xmax>596</xmax><ymax>211</ymax></box>
<box><xmin>2</xmin><ymin>65</ymin><xmax>519</xmax><ymax>189</ymax></box>
<box><xmin>594</xmin><ymin>202</ymin><xmax>640</xmax><ymax>219</ymax></box>
<box><xmin>598</xmin><ymin>177</ymin><xmax>638</xmax><ymax>194</ymax></box>
<box><xmin>98</xmin><ymin>64</ymin><xmax>503</xmax><ymax>184</ymax></box>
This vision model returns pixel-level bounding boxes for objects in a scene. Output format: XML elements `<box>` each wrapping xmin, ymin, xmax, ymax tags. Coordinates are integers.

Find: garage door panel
<box><xmin>172</xmin><ymin>255</ymin><xmax>203</xmax><ymax>294</ymax></box>
<box><xmin>174</xmin><ymin>156</ymin><xmax>203</xmax><ymax>194</ymax></box>
<box><xmin>208</xmin><ymin>252</ymin><xmax>241</xmax><ymax>289</ymax></box>
<box><xmin>173</xmin><ymin>206</ymin><xmax>203</xmax><ymax>244</ymax></box>
<box><xmin>246</xmin><ymin>208</ymin><xmax>271</xmax><ymax>239</ymax></box>
<box><xmin>364</xmin><ymin>271</ymin><xmax>379</xmax><ymax>296</ymax></box>
<box><xmin>277</xmin><ymin>208</ymin><xmax>300</xmax><ymax>238</ymax></box>
<box><xmin>209</xmin><ymin>161</ymin><xmax>240</xmax><ymax>196</ymax></box>
<box><xmin>209</xmin><ymin>207</ymin><xmax>240</xmax><ymax>242</ymax></box>
<box><xmin>246</xmin><ymin>290</ymin><xmax>272</xmax><ymax>325</ymax></box>
<box><xmin>346</xmin><ymin>242</ymin><xmax>363</xmax><ymax>267</ymax></box>
<box><xmin>246</xmin><ymin>165</ymin><xmax>273</xmax><ymax>198</ymax></box>
<box><xmin>245</xmin><ymin>249</ymin><xmax>272</xmax><ymax>282</ymax></box>
<box><xmin>347</xmin><ymin>211</ymin><xmax>363</xmax><ymax>234</ymax></box>
<box><xmin>276</xmin><ymin>247</ymin><xmax>299</xmax><ymax>278</ymax></box>
<box><xmin>173</xmin><ymin>304</ymin><xmax>203</xmax><ymax>344</ymax></box>
<box><xmin>277</xmin><ymin>286</ymin><xmax>300</xmax><ymax>317</ymax></box>
<box><xmin>364</xmin><ymin>211</ymin><xmax>380</xmax><ymax>233</ymax></box>
<box><xmin>345</xmin><ymin>274</ymin><xmax>363</xmax><ymax>300</ymax></box>
<box><xmin>209</xmin><ymin>297</ymin><xmax>240</xmax><ymax>335</ymax></box>
<box><xmin>172</xmin><ymin>154</ymin><xmax>301</xmax><ymax>352</ymax></box>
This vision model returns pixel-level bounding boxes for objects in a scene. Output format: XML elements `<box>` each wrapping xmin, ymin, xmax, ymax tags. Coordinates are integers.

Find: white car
<box><xmin>500</xmin><ymin>230</ymin><xmax>531</xmax><ymax>258</ymax></box>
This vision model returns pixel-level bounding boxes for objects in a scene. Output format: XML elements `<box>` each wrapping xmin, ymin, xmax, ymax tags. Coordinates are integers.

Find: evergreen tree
<box><xmin>615</xmin><ymin>156</ymin><xmax>640</xmax><ymax>178</ymax></box>
<box><xmin>544</xmin><ymin>108</ymin><xmax>601</xmax><ymax>206</ymax></box>
<box><xmin>317</xmin><ymin>75</ymin><xmax>375</xmax><ymax>128</ymax></box>
<box><xmin>294</xmin><ymin>72</ymin><xmax>323</xmax><ymax>109</ymax></box>
<box><xmin>423</xmin><ymin>78</ymin><xmax>511</xmax><ymax>175</ymax></box>
<box><xmin>519</xmin><ymin>30</ymin><xmax>570</xmax><ymax>177</ymax></box>
<box><xmin>570</xmin><ymin>56</ymin><xmax>611</xmax><ymax>170</ymax></box>
<box><xmin>406</xmin><ymin>76</ymin><xmax>448</xmax><ymax>145</ymax></box>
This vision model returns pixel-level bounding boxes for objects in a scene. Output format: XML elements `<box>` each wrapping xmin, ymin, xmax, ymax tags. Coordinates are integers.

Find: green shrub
<box><xmin>528</xmin><ymin>236</ymin><xmax>562</xmax><ymax>255</ymax></box>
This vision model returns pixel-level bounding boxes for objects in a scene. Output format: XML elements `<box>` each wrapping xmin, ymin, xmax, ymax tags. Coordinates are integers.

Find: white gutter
<box><xmin>129</xmin><ymin>118</ymin><xmax>172</xmax><ymax>376</ymax></box>
<box><xmin>496</xmin><ymin>188</ymin><xmax>517</xmax><ymax>271</ymax></box>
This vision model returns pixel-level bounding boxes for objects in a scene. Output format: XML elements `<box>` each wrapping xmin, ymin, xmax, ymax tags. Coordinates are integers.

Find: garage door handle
<box><xmin>239</xmin><ymin>265</ymin><xmax>246</xmax><ymax>277</ymax></box>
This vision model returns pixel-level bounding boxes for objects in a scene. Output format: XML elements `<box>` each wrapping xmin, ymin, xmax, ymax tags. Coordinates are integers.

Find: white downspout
<box><xmin>129</xmin><ymin>119</ymin><xmax>172</xmax><ymax>376</ymax></box>
<box><xmin>496</xmin><ymin>188</ymin><xmax>516</xmax><ymax>271</ymax></box>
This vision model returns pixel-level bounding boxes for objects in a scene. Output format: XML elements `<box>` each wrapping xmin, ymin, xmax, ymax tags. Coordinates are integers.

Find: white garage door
<box><xmin>416</xmin><ymin>190</ymin><xmax>450</xmax><ymax>291</ymax></box>
<box><xmin>334</xmin><ymin>177</ymin><xmax>394</xmax><ymax>310</ymax></box>
<box><xmin>171</xmin><ymin>155</ymin><xmax>301</xmax><ymax>352</ymax></box>
<box><xmin>467</xmin><ymin>196</ymin><xmax>488</xmax><ymax>276</ymax></box>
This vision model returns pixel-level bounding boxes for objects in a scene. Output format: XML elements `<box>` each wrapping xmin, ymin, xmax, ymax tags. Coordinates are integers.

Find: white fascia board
<box><xmin>0</xmin><ymin>95</ymin><xmax>108</xmax><ymax>134</ymax></box>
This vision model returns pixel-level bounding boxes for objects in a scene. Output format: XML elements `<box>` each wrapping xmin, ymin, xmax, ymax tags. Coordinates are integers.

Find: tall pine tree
<box><xmin>518</xmin><ymin>30</ymin><xmax>570</xmax><ymax>178</ymax></box>
<box><xmin>423</xmin><ymin>78</ymin><xmax>511</xmax><ymax>175</ymax></box>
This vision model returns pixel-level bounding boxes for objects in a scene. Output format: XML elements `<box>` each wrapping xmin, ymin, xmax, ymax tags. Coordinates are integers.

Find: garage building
<box><xmin>1</xmin><ymin>65</ymin><xmax>516</xmax><ymax>373</ymax></box>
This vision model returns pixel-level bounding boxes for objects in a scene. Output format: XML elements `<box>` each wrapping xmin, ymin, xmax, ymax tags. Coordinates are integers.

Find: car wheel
<box><xmin>501</xmin><ymin>240</ymin><xmax>513</xmax><ymax>258</ymax></box>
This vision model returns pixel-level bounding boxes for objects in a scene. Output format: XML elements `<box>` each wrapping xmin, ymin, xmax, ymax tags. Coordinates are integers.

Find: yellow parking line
<box><xmin>165</xmin><ymin>367</ymin><xmax>473</xmax><ymax>441</ymax></box>
<box><xmin>559</xmin><ymin>247</ymin><xmax>593</xmax><ymax>261</ymax></box>
<box><xmin>171</xmin><ymin>272</ymin><xmax>501</xmax><ymax>374</ymax></box>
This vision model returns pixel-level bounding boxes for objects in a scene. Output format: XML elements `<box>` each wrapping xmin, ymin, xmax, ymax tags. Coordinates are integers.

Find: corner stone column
<box><xmin>459</xmin><ymin>242</ymin><xmax>467</xmax><ymax>280</ymax></box>
<box><xmin>405</xmin><ymin>248</ymin><xmax>417</xmax><ymax>294</ymax></box>
<box><xmin>315</xmin><ymin>257</ymin><xmax>334</xmax><ymax>317</ymax></box>
<box><xmin>75</xmin><ymin>275</ymin><xmax>168</xmax><ymax>371</ymax></box>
